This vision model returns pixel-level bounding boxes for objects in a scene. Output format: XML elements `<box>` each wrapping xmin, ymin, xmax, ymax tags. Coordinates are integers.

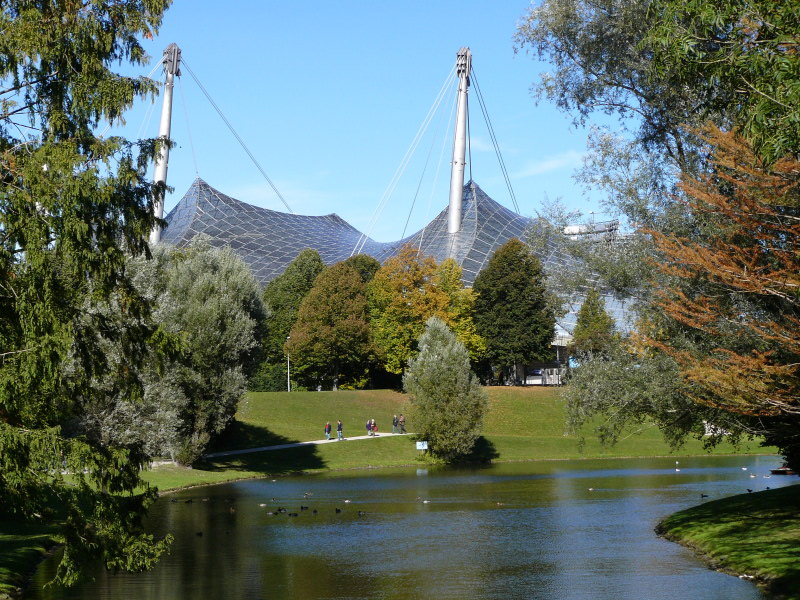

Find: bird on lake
<box><xmin>300</xmin><ymin>506</ymin><xmax>309</xmax><ymax>511</ymax></box>
<box><xmin>335</xmin><ymin>508</ymin><xmax>342</xmax><ymax>514</ymax></box>
<box><xmin>700</xmin><ymin>493</ymin><xmax>709</xmax><ymax>498</ymax></box>
<box><xmin>747</xmin><ymin>489</ymin><xmax>753</xmax><ymax>493</ymax></box>
<box><xmin>357</xmin><ymin>511</ymin><xmax>367</xmax><ymax>517</ymax></box>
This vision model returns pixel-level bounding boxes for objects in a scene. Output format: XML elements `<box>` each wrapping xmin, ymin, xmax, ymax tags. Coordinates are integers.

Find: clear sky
<box><xmin>113</xmin><ymin>0</ymin><xmax>609</xmax><ymax>243</ymax></box>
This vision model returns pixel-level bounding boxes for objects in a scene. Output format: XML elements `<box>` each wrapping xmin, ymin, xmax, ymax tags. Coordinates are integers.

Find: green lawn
<box><xmin>657</xmin><ymin>484</ymin><xmax>800</xmax><ymax>599</ymax></box>
<box><xmin>143</xmin><ymin>386</ymin><xmax>768</xmax><ymax>491</ymax></box>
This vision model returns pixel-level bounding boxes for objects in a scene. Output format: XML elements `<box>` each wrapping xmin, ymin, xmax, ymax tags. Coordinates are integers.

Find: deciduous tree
<box><xmin>287</xmin><ymin>262</ymin><xmax>373</xmax><ymax>390</ymax></box>
<box><xmin>252</xmin><ymin>249</ymin><xmax>325</xmax><ymax>390</ymax></box>
<box><xmin>367</xmin><ymin>245</ymin><xmax>449</xmax><ymax>374</ymax></box>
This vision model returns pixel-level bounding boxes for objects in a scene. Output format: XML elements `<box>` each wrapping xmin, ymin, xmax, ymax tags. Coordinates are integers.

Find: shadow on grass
<box><xmin>208</xmin><ymin>420</ymin><xmax>297</xmax><ymax>452</ymax></box>
<box><xmin>460</xmin><ymin>436</ymin><xmax>500</xmax><ymax>464</ymax></box>
<box><xmin>197</xmin><ymin>420</ymin><xmax>327</xmax><ymax>475</ymax></box>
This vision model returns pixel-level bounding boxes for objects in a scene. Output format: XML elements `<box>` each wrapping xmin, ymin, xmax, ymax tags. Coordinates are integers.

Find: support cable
<box><xmin>471</xmin><ymin>68</ymin><xmax>519</xmax><ymax>213</ymax></box>
<box><xmin>177</xmin><ymin>75</ymin><xmax>200</xmax><ymax>176</ymax></box>
<box><xmin>351</xmin><ymin>64</ymin><xmax>456</xmax><ymax>255</ymax></box>
<box><xmin>181</xmin><ymin>57</ymin><xmax>293</xmax><ymax>213</ymax></box>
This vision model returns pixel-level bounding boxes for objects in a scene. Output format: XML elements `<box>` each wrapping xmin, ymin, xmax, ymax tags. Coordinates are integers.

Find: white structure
<box><xmin>447</xmin><ymin>47</ymin><xmax>471</xmax><ymax>236</ymax></box>
<box><xmin>149</xmin><ymin>43</ymin><xmax>181</xmax><ymax>246</ymax></box>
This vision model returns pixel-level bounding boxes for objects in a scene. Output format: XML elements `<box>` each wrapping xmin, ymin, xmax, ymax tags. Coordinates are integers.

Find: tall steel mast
<box><xmin>149</xmin><ymin>43</ymin><xmax>181</xmax><ymax>246</ymax></box>
<box><xmin>447</xmin><ymin>47</ymin><xmax>471</xmax><ymax>235</ymax></box>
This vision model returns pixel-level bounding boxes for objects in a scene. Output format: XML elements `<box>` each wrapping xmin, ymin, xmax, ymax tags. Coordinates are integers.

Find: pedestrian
<box><xmin>392</xmin><ymin>414</ymin><xmax>398</xmax><ymax>434</ymax></box>
<box><xmin>337</xmin><ymin>419</ymin><xmax>343</xmax><ymax>440</ymax></box>
<box><xmin>324</xmin><ymin>421</ymin><xmax>331</xmax><ymax>441</ymax></box>
<box><xmin>398</xmin><ymin>414</ymin><xmax>406</xmax><ymax>434</ymax></box>
<box><xmin>371</xmin><ymin>419</ymin><xmax>378</xmax><ymax>436</ymax></box>
<box><xmin>366</xmin><ymin>419</ymin><xmax>372</xmax><ymax>436</ymax></box>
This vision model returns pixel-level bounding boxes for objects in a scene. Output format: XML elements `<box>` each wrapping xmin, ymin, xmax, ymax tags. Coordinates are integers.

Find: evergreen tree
<box><xmin>403</xmin><ymin>317</ymin><xmax>488</xmax><ymax>462</ymax></box>
<box><xmin>472</xmin><ymin>239</ymin><xmax>556</xmax><ymax>382</ymax></box>
<box><xmin>287</xmin><ymin>262</ymin><xmax>374</xmax><ymax>390</ymax></box>
<box><xmin>0</xmin><ymin>0</ymin><xmax>173</xmax><ymax>584</ymax></box>
<box><xmin>571</xmin><ymin>288</ymin><xmax>616</xmax><ymax>359</ymax></box>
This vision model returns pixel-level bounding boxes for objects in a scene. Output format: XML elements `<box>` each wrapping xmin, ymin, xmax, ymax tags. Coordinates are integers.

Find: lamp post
<box><xmin>286</xmin><ymin>336</ymin><xmax>291</xmax><ymax>392</ymax></box>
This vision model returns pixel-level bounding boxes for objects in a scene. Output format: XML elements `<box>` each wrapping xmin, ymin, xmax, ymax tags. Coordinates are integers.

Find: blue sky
<box><xmin>114</xmin><ymin>0</ymin><xmax>610</xmax><ymax>242</ymax></box>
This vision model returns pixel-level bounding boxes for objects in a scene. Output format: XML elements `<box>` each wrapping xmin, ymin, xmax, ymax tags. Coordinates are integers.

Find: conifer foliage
<box><xmin>403</xmin><ymin>317</ymin><xmax>488</xmax><ymax>462</ymax></box>
<box><xmin>571</xmin><ymin>288</ymin><xmax>616</xmax><ymax>360</ymax></box>
<box><xmin>473</xmin><ymin>238</ymin><xmax>556</xmax><ymax>381</ymax></box>
<box><xmin>642</xmin><ymin>127</ymin><xmax>800</xmax><ymax>466</ymax></box>
<box><xmin>0</xmin><ymin>0</ymin><xmax>173</xmax><ymax>584</ymax></box>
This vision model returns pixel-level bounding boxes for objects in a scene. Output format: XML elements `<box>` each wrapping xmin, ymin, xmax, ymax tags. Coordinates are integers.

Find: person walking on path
<box><xmin>337</xmin><ymin>420</ymin><xmax>344</xmax><ymax>440</ymax></box>
<box><xmin>371</xmin><ymin>419</ymin><xmax>378</xmax><ymax>436</ymax></box>
<box><xmin>398</xmin><ymin>414</ymin><xmax>406</xmax><ymax>434</ymax></box>
<box><xmin>366</xmin><ymin>419</ymin><xmax>373</xmax><ymax>436</ymax></box>
<box><xmin>392</xmin><ymin>415</ymin><xmax>398</xmax><ymax>434</ymax></box>
<box><xmin>324</xmin><ymin>421</ymin><xmax>332</xmax><ymax>441</ymax></box>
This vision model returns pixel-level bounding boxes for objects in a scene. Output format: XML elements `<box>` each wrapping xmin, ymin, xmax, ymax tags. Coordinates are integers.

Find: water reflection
<box><xmin>28</xmin><ymin>455</ymin><xmax>792</xmax><ymax>599</ymax></box>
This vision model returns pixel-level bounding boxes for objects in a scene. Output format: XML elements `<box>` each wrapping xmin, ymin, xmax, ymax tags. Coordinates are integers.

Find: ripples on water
<box><xmin>28</xmin><ymin>455</ymin><xmax>791</xmax><ymax>600</ymax></box>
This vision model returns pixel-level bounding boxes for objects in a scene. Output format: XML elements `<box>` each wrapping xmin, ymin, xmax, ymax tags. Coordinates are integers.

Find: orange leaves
<box><xmin>643</xmin><ymin>125</ymin><xmax>800</xmax><ymax>417</ymax></box>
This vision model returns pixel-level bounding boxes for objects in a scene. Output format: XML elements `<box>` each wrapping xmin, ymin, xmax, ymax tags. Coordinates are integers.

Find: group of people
<box><xmin>324</xmin><ymin>420</ymin><xmax>344</xmax><ymax>441</ymax></box>
<box><xmin>323</xmin><ymin>414</ymin><xmax>406</xmax><ymax>441</ymax></box>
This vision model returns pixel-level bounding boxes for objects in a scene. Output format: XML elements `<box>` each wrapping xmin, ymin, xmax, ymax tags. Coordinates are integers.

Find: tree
<box><xmin>434</xmin><ymin>258</ymin><xmax>486</xmax><ymax>363</ymax></box>
<box><xmin>0</xmin><ymin>0</ymin><xmax>173</xmax><ymax>584</ymax></box>
<box><xmin>571</xmin><ymin>288</ymin><xmax>616</xmax><ymax>359</ymax></box>
<box><xmin>286</xmin><ymin>262</ymin><xmax>374</xmax><ymax>390</ymax></box>
<box><xmin>251</xmin><ymin>249</ymin><xmax>325</xmax><ymax>390</ymax></box>
<box><xmin>641</xmin><ymin>127</ymin><xmax>800</xmax><ymax>468</ymax></box>
<box><xmin>79</xmin><ymin>238</ymin><xmax>265</xmax><ymax>464</ymax></box>
<box><xmin>516</xmin><ymin>0</ymin><xmax>800</xmax><ymax>468</ymax></box>
<box><xmin>645</xmin><ymin>0</ymin><xmax>800</xmax><ymax>164</ymax></box>
<box><xmin>342</xmin><ymin>253</ymin><xmax>381</xmax><ymax>284</ymax></box>
<box><xmin>367</xmin><ymin>245</ymin><xmax>450</xmax><ymax>374</ymax></box>
<box><xmin>403</xmin><ymin>317</ymin><xmax>488</xmax><ymax>462</ymax></box>
<box><xmin>472</xmin><ymin>239</ymin><xmax>556</xmax><ymax>382</ymax></box>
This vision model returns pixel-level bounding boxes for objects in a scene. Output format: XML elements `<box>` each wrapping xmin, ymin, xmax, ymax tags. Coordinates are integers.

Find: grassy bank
<box><xmin>657</xmin><ymin>485</ymin><xmax>800</xmax><ymax>599</ymax></box>
<box><xmin>142</xmin><ymin>386</ymin><xmax>768</xmax><ymax>491</ymax></box>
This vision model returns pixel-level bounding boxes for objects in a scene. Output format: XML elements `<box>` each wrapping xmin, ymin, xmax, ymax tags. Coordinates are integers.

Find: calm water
<box><xmin>28</xmin><ymin>455</ymin><xmax>793</xmax><ymax>600</ymax></box>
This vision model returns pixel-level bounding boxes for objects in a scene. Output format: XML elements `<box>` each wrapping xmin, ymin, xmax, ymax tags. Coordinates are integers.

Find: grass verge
<box><xmin>656</xmin><ymin>484</ymin><xmax>800</xmax><ymax>599</ymax></box>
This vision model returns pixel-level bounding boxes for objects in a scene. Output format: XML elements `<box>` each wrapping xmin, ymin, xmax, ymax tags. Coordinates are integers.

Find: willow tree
<box><xmin>0</xmin><ymin>0</ymin><xmax>173</xmax><ymax>584</ymax></box>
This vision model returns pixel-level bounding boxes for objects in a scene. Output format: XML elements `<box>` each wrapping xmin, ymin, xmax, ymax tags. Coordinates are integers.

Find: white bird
<box><xmin>742</xmin><ymin>467</ymin><xmax>748</xmax><ymax>471</ymax></box>
<box><xmin>344</xmin><ymin>499</ymin><xmax>351</xmax><ymax>503</ymax></box>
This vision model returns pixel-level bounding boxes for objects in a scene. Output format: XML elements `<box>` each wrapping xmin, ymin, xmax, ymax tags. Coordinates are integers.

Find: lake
<box><xmin>27</xmin><ymin>455</ymin><xmax>793</xmax><ymax>599</ymax></box>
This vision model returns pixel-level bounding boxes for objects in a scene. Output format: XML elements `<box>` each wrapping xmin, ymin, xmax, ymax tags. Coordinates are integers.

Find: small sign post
<box><xmin>416</xmin><ymin>441</ymin><xmax>428</xmax><ymax>451</ymax></box>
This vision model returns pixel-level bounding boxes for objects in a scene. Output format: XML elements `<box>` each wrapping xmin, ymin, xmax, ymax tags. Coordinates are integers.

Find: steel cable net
<box><xmin>162</xmin><ymin>178</ymin><xmax>629</xmax><ymax>334</ymax></box>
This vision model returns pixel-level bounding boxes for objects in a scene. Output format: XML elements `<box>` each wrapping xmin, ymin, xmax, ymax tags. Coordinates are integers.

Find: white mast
<box><xmin>447</xmin><ymin>47</ymin><xmax>471</xmax><ymax>235</ymax></box>
<box><xmin>149</xmin><ymin>43</ymin><xmax>181</xmax><ymax>246</ymax></box>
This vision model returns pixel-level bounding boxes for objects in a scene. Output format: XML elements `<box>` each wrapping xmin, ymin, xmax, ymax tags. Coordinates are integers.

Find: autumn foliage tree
<box><xmin>367</xmin><ymin>245</ymin><xmax>449</xmax><ymax>374</ymax></box>
<box><xmin>641</xmin><ymin>126</ymin><xmax>800</xmax><ymax>468</ymax></box>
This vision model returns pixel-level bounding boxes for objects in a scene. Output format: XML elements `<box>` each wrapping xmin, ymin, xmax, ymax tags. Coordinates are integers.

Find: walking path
<box><xmin>203</xmin><ymin>432</ymin><xmax>412</xmax><ymax>459</ymax></box>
